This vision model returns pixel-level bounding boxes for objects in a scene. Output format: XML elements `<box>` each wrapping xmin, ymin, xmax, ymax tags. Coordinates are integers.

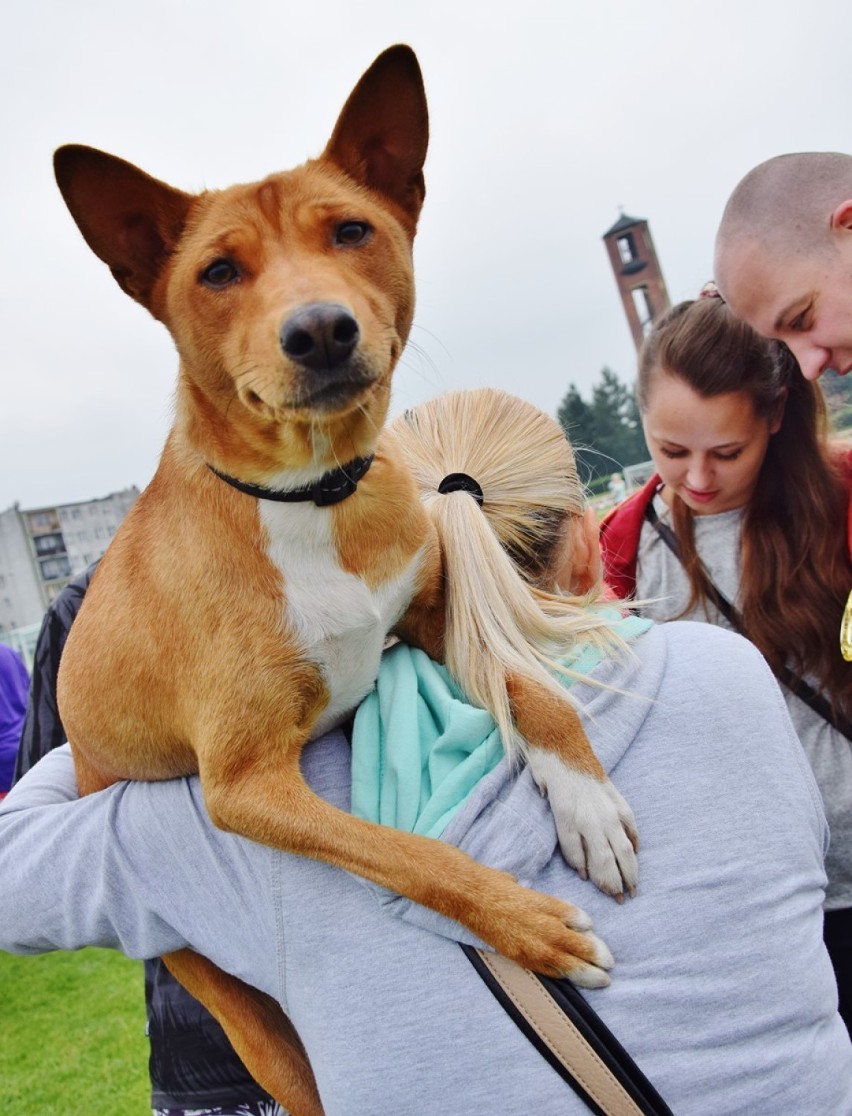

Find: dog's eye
<box><xmin>334</xmin><ymin>221</ymin><xmax>371</xmax><ymax>247</ymax></box>
<box><xmin>200</xmin><ymin>259</ymin><xmax>240</xmax><ymax>288</ymax></box>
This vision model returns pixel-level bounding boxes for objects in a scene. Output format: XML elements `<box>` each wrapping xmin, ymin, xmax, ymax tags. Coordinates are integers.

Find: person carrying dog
<box><xmin>2</xmin><ymin>387</ymin><xmax>849</xmax><ymax>1115</ymax></box>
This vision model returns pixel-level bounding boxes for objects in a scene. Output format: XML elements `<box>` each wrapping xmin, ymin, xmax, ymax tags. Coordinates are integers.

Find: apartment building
<box><xmin>0</xmin><ymin>487</ymin><xmax>139</xmax><ymax>641</ymax></box>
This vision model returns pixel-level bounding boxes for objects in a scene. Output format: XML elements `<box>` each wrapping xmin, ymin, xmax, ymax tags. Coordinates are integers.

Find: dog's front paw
<box><xmin>527</xmin><ymin>749</ymin><xmax>639</xmax><ymax>900</ymax></box>
<box><xmin>475</xmin><ymin>879</ymin><xmax>614</xmax><ymax>987</ymax></box>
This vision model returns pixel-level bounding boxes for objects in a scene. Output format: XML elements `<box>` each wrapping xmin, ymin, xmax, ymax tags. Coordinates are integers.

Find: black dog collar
<box><xmin>208</xmin><ymin>455</ymin><xmax>374</xmax><ymax>507</ymax></box>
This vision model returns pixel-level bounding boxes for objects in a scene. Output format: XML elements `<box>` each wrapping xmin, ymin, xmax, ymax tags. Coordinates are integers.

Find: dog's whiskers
<box><xmin>398</xmin><ymin>330</ymin><xmax>448</xmax><ymax>394</ymax></box>
<box><xmin>354</xmin><ymin>398</ymin><xmax>382</xmax><ymax>439</ymax></box>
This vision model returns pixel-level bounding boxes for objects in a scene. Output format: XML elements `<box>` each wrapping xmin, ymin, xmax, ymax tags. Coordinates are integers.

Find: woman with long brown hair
<box><xmin>600</xmin><ymin>290</ymin><xmax>852</xmax><ymax>1030</ymax></box>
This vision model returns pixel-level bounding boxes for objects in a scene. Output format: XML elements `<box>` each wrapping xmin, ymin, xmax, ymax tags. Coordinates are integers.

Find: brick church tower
<box><xmin>602</xmin><ymin>213</ymin><xmax>670</xmax><ymax>351</ymax></box>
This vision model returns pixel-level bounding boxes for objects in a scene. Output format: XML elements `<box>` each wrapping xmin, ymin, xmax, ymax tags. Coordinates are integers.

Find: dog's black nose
<box><xmin>280</xmin><ymin>302</ymin><xmax>360</xmax><ymax>372</ymax></box>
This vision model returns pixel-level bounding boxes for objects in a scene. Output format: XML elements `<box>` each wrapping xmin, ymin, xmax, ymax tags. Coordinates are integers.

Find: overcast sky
<box><xmin>2</xmin><ymin>0</ymin><xmax>849</xmax><ymax>510</ymax></box>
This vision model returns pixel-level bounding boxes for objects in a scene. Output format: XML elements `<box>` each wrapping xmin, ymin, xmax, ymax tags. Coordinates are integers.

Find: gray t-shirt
<box><xmin>637</xmin><ymin>492</ymin><xmax>852</xmax><ymax>910</ymax></box>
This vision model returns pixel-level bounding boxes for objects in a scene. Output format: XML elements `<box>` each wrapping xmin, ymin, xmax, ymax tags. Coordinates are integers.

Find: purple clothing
<box><xmin>0</xmin><ymin>644</ymin><xmax>29</xmax><ymax>793</ymax></box>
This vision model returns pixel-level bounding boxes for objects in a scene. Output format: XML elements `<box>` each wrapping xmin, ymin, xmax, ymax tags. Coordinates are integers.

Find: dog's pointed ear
<box><xmin>322</xmin><ymin>45</ymin><xmax>428</xmax><ymax>229</ymax></box>
<box><xmin>54</xmin><ymin>145</ymin><xmax>194</xmax><ymax>316</ymax></box>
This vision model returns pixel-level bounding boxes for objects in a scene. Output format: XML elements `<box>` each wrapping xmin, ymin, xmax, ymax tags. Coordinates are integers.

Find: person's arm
<box><xmin>1</xmin><ymin>747</ymin><xmax>184</xmax><ymax>956</ymax></box>
<box><xmin>0</xmin><ymin>746</ymin><xmax>275</xmax><ymax>993</ymax></box>
<box><xmin>1</xmin><ymin>732</ymin><xmax>571</xmax><ymax>968</ymax></box>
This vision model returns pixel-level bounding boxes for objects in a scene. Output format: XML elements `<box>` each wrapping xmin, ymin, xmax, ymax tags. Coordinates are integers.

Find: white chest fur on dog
<box><xmin>260</xmin><ymin>502</ymin><xmax>423</xmax><ymax>735</ymax></box>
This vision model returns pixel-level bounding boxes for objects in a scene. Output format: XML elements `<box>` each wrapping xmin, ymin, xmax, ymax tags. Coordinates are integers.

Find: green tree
<box><xmin>557</xmin><ymin>367</ymin><xmax>648</xmax><ymax>488</ymax></box>
<box><xmin>557</xmin><ymin>383</ymin><xmax>596</xmax><ymax>486</ymax></box>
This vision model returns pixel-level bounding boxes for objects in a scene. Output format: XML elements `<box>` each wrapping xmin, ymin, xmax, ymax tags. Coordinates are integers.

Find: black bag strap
<box><xmin>462</xmin><ymin>945</ymin><xmax>674</xmax><ymax>1116</ymax></box>
<box><xmin>644</xmin><ymin>500</ymin><xmax>852</xmax><ymax>741</ymax></box>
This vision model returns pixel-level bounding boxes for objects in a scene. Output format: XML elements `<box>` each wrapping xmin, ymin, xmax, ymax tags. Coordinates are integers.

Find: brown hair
<box><xmin>638</xmin><ymin>296</ymin><xmax>851</xmax><ymax>716</ymax></box>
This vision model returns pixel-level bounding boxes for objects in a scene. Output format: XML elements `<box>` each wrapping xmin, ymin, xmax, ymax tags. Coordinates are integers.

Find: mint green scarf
<box><xmin>351</xmin><ymin>614</ymin><xmax>651</xmax><ymax>839</ymax></box>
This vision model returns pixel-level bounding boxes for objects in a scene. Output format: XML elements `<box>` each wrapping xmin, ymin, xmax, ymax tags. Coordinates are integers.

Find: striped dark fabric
<box><xmin>14</xmin><ymin>561</ymin><xmax>97</xmax><ymax>781</ymax></box>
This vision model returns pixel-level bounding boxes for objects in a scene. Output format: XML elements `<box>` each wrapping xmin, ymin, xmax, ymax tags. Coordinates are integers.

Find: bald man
<box><xmin>714</xmin><ymin>151</ymin><xmax>852</xmax><ymax>381</ymax></box>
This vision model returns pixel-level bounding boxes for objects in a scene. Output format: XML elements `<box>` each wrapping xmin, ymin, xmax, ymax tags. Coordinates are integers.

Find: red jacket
<box><xmin>599</xmin><ymin>473</ymin><xmax>661</xmax><ymax>600</ymax></box>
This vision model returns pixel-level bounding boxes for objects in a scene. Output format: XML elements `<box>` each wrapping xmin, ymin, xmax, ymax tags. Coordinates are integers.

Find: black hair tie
<box><xmin>437</xmin><ymin>472</ymin><xmax>484</xmax><ymax>506</ymax></box>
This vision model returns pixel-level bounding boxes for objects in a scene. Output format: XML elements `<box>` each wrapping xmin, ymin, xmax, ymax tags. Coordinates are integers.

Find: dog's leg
<box><xmin>70</xmin><ymin>743</ymin><xmax>122</xmax><ymax>796</ymax></box>
<box><xmin>398</xmin><ymin>574</ymin><xmax>638</xmax><ymax>899</ymax></box>
<box><xmin>507</xmin><ymin>673</ymin><xmax>639</xmax><ymax>900</ymax></box>
<box><xmin>166</xmin><ymin>724</ymin><xmax>614</xmax><ymax>1116</ymax></box>
<box><xmin>200</xmin><ymin>746</ymin><xmax>613</xmax><ymax>984</ymax></box>
<box><xmin>162</xmin><ymin>949</ymin><xmax>324</xmax><ymax>1116</ymax></box>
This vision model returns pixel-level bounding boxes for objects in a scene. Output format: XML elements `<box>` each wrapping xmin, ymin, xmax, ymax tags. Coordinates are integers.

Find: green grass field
<box><xmin>0</xmin><ymin>947</ymin><xmax>150</xmax><ymax>1115</ymax></box>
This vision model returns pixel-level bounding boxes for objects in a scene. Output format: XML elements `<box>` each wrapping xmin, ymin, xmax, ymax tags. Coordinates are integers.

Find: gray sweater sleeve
<box><xmin>0</xmin><ymin>745</ymin><xmax>279</xmax><ymax>996</ymax></box>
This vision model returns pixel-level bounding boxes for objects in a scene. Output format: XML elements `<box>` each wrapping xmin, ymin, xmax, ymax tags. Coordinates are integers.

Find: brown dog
<box><xmin>53</xmin><ymin>46</ymin><xmax>633</xmax><ymax>1113</ymax></box>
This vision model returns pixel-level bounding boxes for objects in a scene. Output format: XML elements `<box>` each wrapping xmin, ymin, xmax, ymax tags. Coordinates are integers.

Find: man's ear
<box><xmin>830</xmin><ymin>200</ymin><xmax>852</xmax><ymax>232</ymax></box>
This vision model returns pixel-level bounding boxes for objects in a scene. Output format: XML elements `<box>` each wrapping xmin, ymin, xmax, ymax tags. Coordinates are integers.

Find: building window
<box><xmin>39</xmin><ymin>556</ymin><xmax>72</xmax><ymax>581</ymax></box>
<box><xmin>631</xmin><ymin>286</ymin><xmax>655</xmax><ymax>336</ymax></box>
<box><xmin>27</xmin><ymin>510</ymin><xmax>60</xmax><ymax>533</ymax></box>
<box><xmin>616</xmin><ymin>234</ymin><xmax>636</xmax><ymax>264</ymax></box>
<box><xmin>33</xmin><ymin>532</ymin><xmax>66</xmax><ymax>557</ymax></box>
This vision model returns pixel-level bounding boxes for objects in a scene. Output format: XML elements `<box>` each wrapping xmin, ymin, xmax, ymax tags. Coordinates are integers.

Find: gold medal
<box><xmin>842</xmin><ymin>590</ymin><xmax>852</xmax><ymax>662</ymax></box>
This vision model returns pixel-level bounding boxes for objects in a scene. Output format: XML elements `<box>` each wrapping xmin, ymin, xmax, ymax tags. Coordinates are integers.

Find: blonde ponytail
<box><xmin>387</xmin><ymin>388</ymin><xmax>629</xmax><ymax>761</ymax></box>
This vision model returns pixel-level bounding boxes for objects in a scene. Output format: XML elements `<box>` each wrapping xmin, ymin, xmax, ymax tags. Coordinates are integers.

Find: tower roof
<box><xmin>603</xmin><ymin>212</ymin><xmax>645</xmax><ymax>237</ymax></box>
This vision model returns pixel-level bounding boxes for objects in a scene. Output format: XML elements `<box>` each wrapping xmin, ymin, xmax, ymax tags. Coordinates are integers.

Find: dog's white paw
<box><xmin>569</xmin><ymin>932</ymin><xmax>615</xmax><ymax>989</ymax></box>
<box><xmin>527</xmin><ymin>748</ymin><xmax>639</xmax><ymax>900</ymax></box>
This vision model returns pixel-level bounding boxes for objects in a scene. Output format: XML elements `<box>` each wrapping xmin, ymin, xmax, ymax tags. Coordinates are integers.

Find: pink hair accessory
<box><xmin>699</xmin><ymin>281</ymin><xmax>722</xmax><ymax>300</ymax></box>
